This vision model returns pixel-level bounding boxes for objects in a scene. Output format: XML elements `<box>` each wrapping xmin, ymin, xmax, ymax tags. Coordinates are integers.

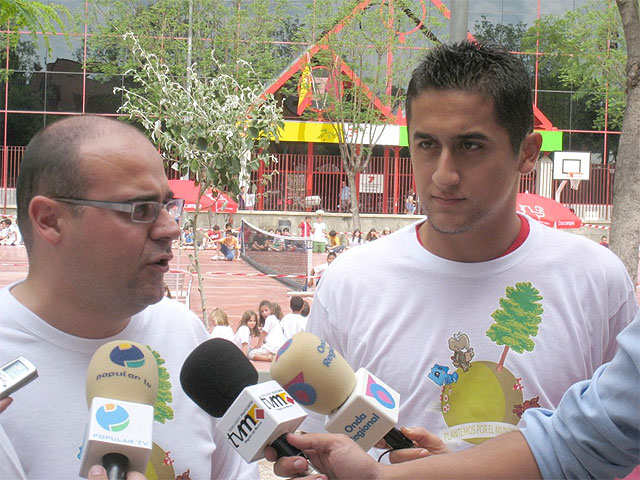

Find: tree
<box><xmin>612</xmin><ymin>0</ymin><xmax>640</xmax><ymax>282</ymax></box>
<box><xmin>486</xmin><ymin>282</ymin><xmax>543</xmax><ymax>372</ymax></box>
<box><xmin>296</xmin><ymin>0</ymin><xmax>443</xmax><ymax>229</ymax></box>
<box><xmin>0</xmin><ymin>0</ymin><xmax>68</xmax><ymax>80</ymax></box>
<box><xmin>523</xmin><ymin>1</ymin><xmax>639</xmax><ymax>280</ymax></box>
<box><xmin>523</xmin><ymin>2</ymin><xmax>627</xmax><ymax>131</ymax></box>
<box><xmin>117</xmin><ymin>34</ymin><xmax>283</xmax><ymax>322</ymax></box>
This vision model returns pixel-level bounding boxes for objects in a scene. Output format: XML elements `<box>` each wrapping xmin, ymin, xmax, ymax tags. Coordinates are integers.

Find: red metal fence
<box><xmin>2</xmin><ymin>148</ymin><xmax>614</xmax><ymax>220</ymax></box>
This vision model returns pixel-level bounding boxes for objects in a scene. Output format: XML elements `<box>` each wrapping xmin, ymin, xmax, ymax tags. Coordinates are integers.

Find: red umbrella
<box><xmin>516</xmin><ymin>192</ymin><xmax>582</xmax><ymax>229</ymax></box>
<box><xmin>168</xmin><ymin>179</ymin><xmax>238</xmax><ymax>213</ymax></box>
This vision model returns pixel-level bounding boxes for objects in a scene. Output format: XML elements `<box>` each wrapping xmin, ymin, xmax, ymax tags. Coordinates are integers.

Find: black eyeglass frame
<box><xmin>52</xmin><ymin>197</ymin><xmax>185</xmax><ymax>224</ymax></box>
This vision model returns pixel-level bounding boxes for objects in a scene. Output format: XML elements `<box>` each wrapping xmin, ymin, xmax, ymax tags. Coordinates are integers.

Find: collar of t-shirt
<box><xmin>415</xmin><ymin>214</ymin><xmax>529</xmax><ymax>259</ymax></box>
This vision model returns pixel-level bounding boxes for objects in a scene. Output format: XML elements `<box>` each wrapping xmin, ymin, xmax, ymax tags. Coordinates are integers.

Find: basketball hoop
<box><xmin>568</xmin><ymin>173</ymin><xmax>581</xmax><ymax>190</ymax></box>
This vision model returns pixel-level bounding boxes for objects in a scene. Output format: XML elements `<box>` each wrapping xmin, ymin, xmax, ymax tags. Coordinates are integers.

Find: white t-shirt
<box><xmin>280</xmin><ymin>313</ymin><xmax>306</xmax><ymax>339</ymax></box>
<box><xmin>233</xmin><ymin>325</ymin><xmax>252</xmax><ymax>349</ymax></box>
<box><xmin>262</xmin><ymin>314</ymin><xmax>286</xmax><ymax>354</ymax></box>
<box><xmin>0</xmin><ymin>285</ymin><xmax>258</xmax><ymax>480</ymax></box>
<box><xmin>311</xmin><ymin>222</ymin><xmax>327</xmax><ymax>243</ymax></box>
<box><xmin>210</xmin><ymin>324</ymin><xmax>234</xmax><ymax>341</ymax></box>
<box><xmin>303</xmin><ymin>216</ymin><xmax>637</xmax><ymax>453</ymax></box>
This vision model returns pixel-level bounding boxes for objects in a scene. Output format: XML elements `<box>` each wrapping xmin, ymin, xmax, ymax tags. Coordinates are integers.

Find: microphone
<box><xmin>270</xmin><ymin>332</ymin><xmax>414</xmax><ymax>452</ymax></box>
<box><xmin>179</xmin><ymin>338</ymin><xmax>313</xmax><ymax>466</ymax></box>
<box><xmin>79</xmin><ymin>341</ymin><xmax>158</xmax><ymax>479</ymax></box>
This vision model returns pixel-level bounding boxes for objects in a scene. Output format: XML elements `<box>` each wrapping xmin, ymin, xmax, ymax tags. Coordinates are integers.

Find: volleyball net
<box><xmin>240</xmin><ymin>219</ymin><xmax>312</xmax><ymax>291</ymax></box>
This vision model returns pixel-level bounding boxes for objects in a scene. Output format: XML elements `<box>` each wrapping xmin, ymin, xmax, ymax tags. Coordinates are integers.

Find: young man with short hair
<box><xmin>279</xmin><ymin>41</ymin><xmax>637</xmax><ymax>470</ymax></box>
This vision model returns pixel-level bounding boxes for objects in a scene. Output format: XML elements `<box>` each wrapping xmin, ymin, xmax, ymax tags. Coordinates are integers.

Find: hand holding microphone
<box><xmin>270</xmin><ymin>332</ymin><xmax>414</xmax><ymax>452</ymax></box>
<box><xmin>79</xmin><ymin>341</ymin><xmax>158</xmax><ymax>480</ymax></box>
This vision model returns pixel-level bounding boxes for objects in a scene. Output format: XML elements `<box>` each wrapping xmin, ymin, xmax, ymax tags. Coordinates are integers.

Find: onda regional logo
<box><xmin>365</xmin><ymin>374</ymin><xmax>395</xmax><ymax>409</ymax></box>
<box><xmin>96</xmin><ymin>403</ymin><xmax>130</xmax><ymax>432</ymax></box>
<box><xmin>110</xmin><ymin>343</ymin><xmax>145</xmax><ymax>368</ymax></box>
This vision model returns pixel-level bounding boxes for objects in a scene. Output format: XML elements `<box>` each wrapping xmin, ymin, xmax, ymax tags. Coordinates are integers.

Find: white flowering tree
<box><xmin>117</xmin><ymin>33</ymin><xmax>283</xmax><ymax>322</ymax></box>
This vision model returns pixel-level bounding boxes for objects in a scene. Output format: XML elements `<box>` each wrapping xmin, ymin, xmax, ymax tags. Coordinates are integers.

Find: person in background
<box><xmin>298</xmin><ymin>216</ymin><xmax>312</xmax><ymax>237</ymax></box>
<box><xmin>213</xmin><ymin>229</ymin><xmax>239</xmax><ymax>261</ymax></box>
<box><xmin>311</xmin><ymin>210</ymin><xmax>328</xmax><ymax>253</ymax></box>
<box><xmin>381</xmin><ymin>226</ymin><xmax>392</xmax><ymax>236</ymax></box>
<box><xmin>349</xmin><ymin>228</ymin><xmax>365</xmax><ymax>248</ymax></box>
<box><xmin>208</xmin><ymin>307</ymin><xmax>234</xmax><ymax>341</ymax></box>
<box><xmin>309</xmin><ymin>252</ymin><xmax>337</xmax><ymax>288</ymax></box>
<box><xmin>365</xmin><ymin>227</ymin><xmax>379</xmax><ymax>242</ymax></box>
<box><xmin>0</xmin><ymin>115</ymin><xmax>256</xmax><ymax>479</ymax></box>
<box><xmin>250</xmin><ymin>299</ymin><xmax>286</xmax><ymax>362</ymax></box>
<box><xmin>233</xmin><ymin>310</ymin><xmax>260</xmax><ymax>356</ymax></box>
<box><xmin>245</xmin><ymin>185</ymin><xmax>256</xmax><ymax>210</ymax></box>
<box><xmin>237</xmin><ymin>185</ymin><xmax>247</xmax><ymax>210</ymax></box>
<box><xmin>326</xmin><ymin>229</ymin><xmax>345</xmax><ymax>254</ymax></box>
<box><xmin>340</xmin><ymin>181</ymin><xmax>351</xmax><ymax>212</ymax></box>
<box><xmin>600</xmin><ymin>235</ymin><xmax>609</xmax><ymax>248</ymax></box>
<box><xmin>405</xmin><ymin>191</ymin><xmax>417</xmax><ymax>214</ymax></box>
<box><xmin>300</xmin><ymin>300</ymin><xmax>310</xmax><ymax>318</ymax></box>
<box><xmin>205</xmin><ymin>224</ymin><xmax>222</xmax><ymax>255</ymax></box>
<box><xmin>281</xmin><ymin>296</ymin><xmax>306</xmax><ymax>339</ymax></box>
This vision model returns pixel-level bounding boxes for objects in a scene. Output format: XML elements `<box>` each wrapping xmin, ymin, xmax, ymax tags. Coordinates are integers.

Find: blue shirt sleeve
<box><xmin>521</xmin><ymin>315</ymin><xmax>640</xmax><ymax>479</ymax></box>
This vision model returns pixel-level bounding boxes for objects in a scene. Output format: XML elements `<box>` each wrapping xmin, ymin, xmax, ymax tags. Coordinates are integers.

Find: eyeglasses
<box><xmin>53</xmin><ymin>197</ymin><xmax>184</xmax><ymax>224</ymax></box>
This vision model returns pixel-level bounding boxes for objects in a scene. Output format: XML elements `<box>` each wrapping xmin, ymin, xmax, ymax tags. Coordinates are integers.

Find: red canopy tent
<box><xmin>168</xmin><ymin>179</ymin><xmax>238</xmax><ymax>213</ymax></box>
<box><xmin>516</xmin><ymin>193</ymin><xmax>582</xmax><ymax>229</ymax></box>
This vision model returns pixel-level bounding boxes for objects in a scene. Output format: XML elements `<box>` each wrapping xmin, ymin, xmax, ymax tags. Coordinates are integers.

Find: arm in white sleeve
<box><xmin>521</xmin><ymin>316</ymin><xmax>640</xmax><ymax>479</ymax></box>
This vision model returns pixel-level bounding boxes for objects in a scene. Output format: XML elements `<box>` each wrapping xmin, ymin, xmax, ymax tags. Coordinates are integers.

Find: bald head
<box><xmin>17</xmin><ymin>116</ymin><xmax>150</xmax><ymax>250</ymax></box>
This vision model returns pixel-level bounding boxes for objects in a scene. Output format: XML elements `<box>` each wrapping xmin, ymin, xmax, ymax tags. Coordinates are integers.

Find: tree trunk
<box><xmin>347</xmin><ymin>169</ymin><xmax>360</xmax><ymax>231</ymax></box>
<box><xmin>496</xmin><ymin>345</ymin><xmax>510</xmax><ymax>372</ymax></box>
<box><xmin>611</xmin><ymin>0</ymin><xmax>640</xmax><ymax>282</ymax></box>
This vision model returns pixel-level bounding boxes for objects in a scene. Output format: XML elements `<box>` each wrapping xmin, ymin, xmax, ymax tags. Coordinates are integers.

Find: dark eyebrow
<box><xmin>457</xmin><ymin>132</ymin><xmax>490</xmax><ymax>142</ymax></box>
<box><xmin>411</xmin><ymin>131</ymin><xmax>435</xmax><ymax>142</ymax></box>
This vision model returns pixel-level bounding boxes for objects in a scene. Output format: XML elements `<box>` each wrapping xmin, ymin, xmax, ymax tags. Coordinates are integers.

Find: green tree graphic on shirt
<box><xmin>148</xmin><ymin>347</ymin><xmax>174</xmax><ymax>424</ymax></box>
<box><xmin>486</xmin><ymin>282</ymin><xmax>543</xmax><ymax>371</ymax></box>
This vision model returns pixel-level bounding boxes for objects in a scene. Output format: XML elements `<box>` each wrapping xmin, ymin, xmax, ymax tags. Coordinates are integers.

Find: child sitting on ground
<box><xmin>208</xmin><ymin>308</ymin><xmax>234</xmax><ymax>341</ymax></box>
<box><xmin>249</xmin><ymin>300</ymin><xmax>286</xmax><ymax>362</ymax></box>
<box><xmin>233</xmin><ymin>310</ymin><xmax>260</xmax><ymax>356</ymax></box>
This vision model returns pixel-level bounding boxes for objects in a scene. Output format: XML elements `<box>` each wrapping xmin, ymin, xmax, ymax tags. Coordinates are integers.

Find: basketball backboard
<box><xmin>553</xmin><ymin>151</ymin><xmax>590</xmax><ymax>181</ymax></box>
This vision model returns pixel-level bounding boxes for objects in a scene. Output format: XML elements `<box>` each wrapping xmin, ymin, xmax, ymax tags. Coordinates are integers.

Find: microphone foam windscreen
<box><xmin>180</xmin><ymin>338</ymin><xmax>259</xmax><ymax>417</ymax></box>
<box><xmin>270</xmin><ymin>332</ymin><xmax>357</xmax><ymax>414</ymax></box>
<box><xmin>86</xmin><ymin>340</ymin><xmax>159</xmax><ymax>407</ymax></box>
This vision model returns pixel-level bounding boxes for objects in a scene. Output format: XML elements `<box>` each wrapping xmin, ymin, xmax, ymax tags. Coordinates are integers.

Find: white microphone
<box><xmin>270</xmin><ymin>332</ymin><xmax>414</xmax><ymax>452</ymax></box>
<box><xmin>79</xmin><ymin>341</ymin><xmax>158</xmax><ymax>479</ymax></box>
<box><xmin>180</xmin><ymin>338</ymin><xmax>310</xmax><ymax>464</ymax></box>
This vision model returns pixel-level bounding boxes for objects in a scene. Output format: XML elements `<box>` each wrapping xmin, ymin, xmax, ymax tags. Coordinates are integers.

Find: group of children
<box><xmin>207</xmin><ymin>296</ymin><xmax>310</xmax><ymax>361</ymax></box>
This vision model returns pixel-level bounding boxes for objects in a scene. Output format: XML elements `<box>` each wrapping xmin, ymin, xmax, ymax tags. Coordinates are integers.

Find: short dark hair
<box><xmin>17</xmin><ymin>116</ymin><xmax>145</xmax><ymax>251</ymax></box>
<box><xmin>405</xmin><ymin>41</ymin><xmax>533</xmax><ymax>152</ymax></box>
<box><xmin>290</xmin><ymin>296</ymin><xmax>304</xmax><ymax>312</ymax></box>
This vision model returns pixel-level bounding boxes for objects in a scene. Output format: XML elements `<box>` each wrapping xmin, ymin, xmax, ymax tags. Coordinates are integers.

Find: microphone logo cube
<box><xmin>216</xmin><ymin>380</ymin><xmax>307</xmax><ymax>463</ymax></box>
<box><xmin>324</xmin><ymin>368</ymin><xmax>401</xmax><ymax>452</ymax></box>
<box><xmin>79</xmin><ymin>397</ymin><xmax>154</xmax><ymax>478</ymax></box>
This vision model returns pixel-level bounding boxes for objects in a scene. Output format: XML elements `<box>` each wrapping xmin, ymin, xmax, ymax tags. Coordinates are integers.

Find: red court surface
<box><xmin>0</xmin><ymin>244</ymin><xmax>322</xmax><ymax>373</ymax></box>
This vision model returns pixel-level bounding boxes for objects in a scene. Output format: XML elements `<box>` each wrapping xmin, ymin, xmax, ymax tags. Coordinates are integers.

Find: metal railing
<box><xmin>2</xmin><ymin>148</ymin><xmax>614</xmax><ymax>221</ymax></box>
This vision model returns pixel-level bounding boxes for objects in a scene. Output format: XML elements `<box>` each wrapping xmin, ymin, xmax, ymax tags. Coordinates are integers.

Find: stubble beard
<box><xmin>425</xmin><ymin>207</ymin><xmax>488</xmax><ymax>236</ymax></box>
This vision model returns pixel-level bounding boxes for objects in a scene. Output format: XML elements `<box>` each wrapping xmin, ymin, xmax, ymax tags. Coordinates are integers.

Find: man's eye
<box><xmin>461</xmin><ymin>141</ymin><xmax>481</xmax><ymax>151</ymax></box>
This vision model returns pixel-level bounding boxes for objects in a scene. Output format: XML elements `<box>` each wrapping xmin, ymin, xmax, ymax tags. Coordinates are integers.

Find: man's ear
<box><xmin>28</xmin><ymin>196</ymin><xmax>67</xmax><ymax>246</ymax></box>
<box><xmin>518</xmin><ymin>132</ymin><xmax>543</xmax><ymax>175</ymax></box>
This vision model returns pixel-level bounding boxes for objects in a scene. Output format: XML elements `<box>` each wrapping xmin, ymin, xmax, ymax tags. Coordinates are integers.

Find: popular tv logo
<box><xmin>283</xmin><ymin>372</ymin><xmax>317</xmax><ymax>406</ymax></box>
<box><xmin>96</xmin><ymin>403</ymin><xmax>130</xmax><ymax>432</ymax></box>
<box><xmin>227</xmin><ymin>404</ymin><xmax>264</xmax><ymax>448</ymax></box>
<box><xmin>110</xmin><ymin>343</ymin><xmax>145</xmax><ymax>368</ymax></box>
<box><xmin>366</xmin><ymin>374</ymin><xmax>395</xmax><ymax>409</ymax></box>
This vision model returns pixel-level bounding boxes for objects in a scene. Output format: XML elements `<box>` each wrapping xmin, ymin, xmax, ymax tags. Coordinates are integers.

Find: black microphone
<box><xmin>180</xmin><ymin>338</ymin><xmax>318</xmax><ymax>470</ymax></box>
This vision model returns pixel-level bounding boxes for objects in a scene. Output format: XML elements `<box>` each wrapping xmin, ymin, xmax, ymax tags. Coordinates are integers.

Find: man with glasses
<box><xmin>0</xmin><ymin>116</ymin><xmax>257</xmax><ymax>479</ymax></box>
